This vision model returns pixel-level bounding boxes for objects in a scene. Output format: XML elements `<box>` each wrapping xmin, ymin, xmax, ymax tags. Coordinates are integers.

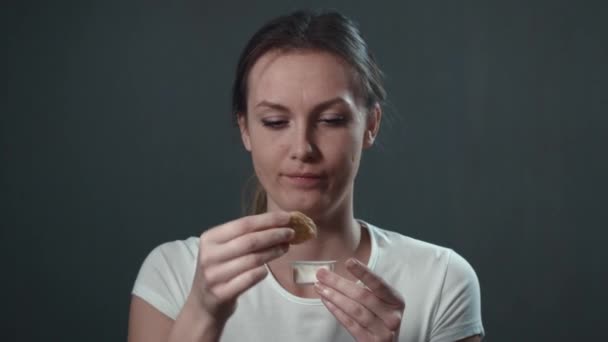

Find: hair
<box><xmin>232</xmin><ymin>10</ymin><xmax>386</xmax><ymax>215</ymax></box>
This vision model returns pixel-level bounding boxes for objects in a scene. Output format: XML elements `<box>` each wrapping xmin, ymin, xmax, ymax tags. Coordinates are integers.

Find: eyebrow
<box><xmin>253</xmin><ymin>97</ymin><xmax>350</xmax><ymax>114</ymax></box>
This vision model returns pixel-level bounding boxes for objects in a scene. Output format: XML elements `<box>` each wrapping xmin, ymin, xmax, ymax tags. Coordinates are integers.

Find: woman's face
<box><xmin>238</xmin><ymin>50</ymin><xmax>381</xmax><ymax>217</ymax></box>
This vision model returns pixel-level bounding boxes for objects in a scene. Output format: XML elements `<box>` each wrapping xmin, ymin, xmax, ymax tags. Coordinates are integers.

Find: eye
<box><xmin>261</xmin><ymin>119</ymin><xmax>289</xmax><ymax>129</ymax></box>
<box><xmin>319</xmin><ymin>115</ymin><xmax>347</xmax><ymax>126</ymax></box>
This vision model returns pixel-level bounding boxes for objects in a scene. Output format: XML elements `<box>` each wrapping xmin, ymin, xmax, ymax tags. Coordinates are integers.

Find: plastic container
<box><xmin>291</xmin><ymin>260</ymin><xmax>336</xmax><ymax>285</ymax></box>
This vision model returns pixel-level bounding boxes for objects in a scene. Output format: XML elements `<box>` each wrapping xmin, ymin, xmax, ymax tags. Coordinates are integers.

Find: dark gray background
<box><xmin>3</xmin><ymin>0</ymin><xmax>607</xmax><ymax>341</ymax></box>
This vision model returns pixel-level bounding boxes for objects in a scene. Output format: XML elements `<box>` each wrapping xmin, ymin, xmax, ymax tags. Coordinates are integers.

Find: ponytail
<box><xmin>242</xmin><ymin>174</ymin><xmax>267</xmax><ymax>215</ymax></box>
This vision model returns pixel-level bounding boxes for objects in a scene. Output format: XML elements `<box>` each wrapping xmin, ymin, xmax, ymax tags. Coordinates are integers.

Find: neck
<box><xmin>264</xmin><ymin>198</ymin><xmax>371</xmax><ymax>298</ymax></box>
<box><xmin>267</xmin><ymin>198</ymin><xmax>362</xmax><ymax>263</ymax></box>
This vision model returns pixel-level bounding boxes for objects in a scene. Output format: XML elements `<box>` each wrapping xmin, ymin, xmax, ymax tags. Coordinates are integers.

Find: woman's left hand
<box><xmin>315</xmin><ymin>258</ymin><xmax>405</xmax><ymax>342</ymax></box>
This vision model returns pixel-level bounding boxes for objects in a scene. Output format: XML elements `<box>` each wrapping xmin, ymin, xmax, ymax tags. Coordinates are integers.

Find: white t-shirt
<box><xmin>132</xmin><ymin>221</ymin><xmax>485</xmax><ymax>342</ymax></box>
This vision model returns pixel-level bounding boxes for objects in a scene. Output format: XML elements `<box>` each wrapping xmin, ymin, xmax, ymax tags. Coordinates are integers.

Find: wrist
<box><xmin>168</xmin><ymin>295</ymin><xmax>227</xmax><ymax>342</ymax></box>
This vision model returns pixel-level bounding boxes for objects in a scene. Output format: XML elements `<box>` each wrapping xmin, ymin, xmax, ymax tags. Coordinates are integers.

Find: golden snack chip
<box><xmin>288</xmin><ymin>211</ymin><xmax>317</xmax><ymax>244</ymax></box>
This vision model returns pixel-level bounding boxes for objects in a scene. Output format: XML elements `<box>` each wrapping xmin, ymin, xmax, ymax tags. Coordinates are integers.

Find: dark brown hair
<box><xmin>233</xmin><ymin>10</ymin><xmax>386</xmax><ymax>215</ymax></box>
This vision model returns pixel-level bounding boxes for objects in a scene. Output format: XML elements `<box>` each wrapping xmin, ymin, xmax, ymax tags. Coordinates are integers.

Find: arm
<box><xmin>128</xmin><ymin>295</ymin><xmax>225</xmax><ymax>342</ymax></box>
<box><xmin>456</xmin><ymin>336</ymin><xmax>482</xmax><ymax>342</ymax></box>
<box><xmin>128</xmin><ymin>212</ymin><xmax>295</xmax><ymax>342</ymax></box>
<box><xmin>128</xmin><ymin>296</ymin><xmax>172</xmax><ymax>342</ymax></box>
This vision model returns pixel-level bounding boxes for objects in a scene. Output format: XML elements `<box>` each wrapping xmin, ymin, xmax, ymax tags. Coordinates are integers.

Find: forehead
<box><xmin>247</xmin><ymin>50</ymin><xmax>359</xmax><ymax>108</ymax></box>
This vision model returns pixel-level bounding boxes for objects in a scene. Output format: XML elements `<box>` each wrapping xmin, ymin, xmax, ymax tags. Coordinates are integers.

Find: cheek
<box><xmin>324</xmin><ymin>132</ymin><xmax>364</xmax><ymax>174</ymax></box>
<box><xmin>251</xmin><ymin>147</ymin><xmax>273</xmax><ymax>172</ymax></box>
<box><xmin>249</xmin><ymin>138</ymin><xmax>287</xmax><ymax>178</ymax></box>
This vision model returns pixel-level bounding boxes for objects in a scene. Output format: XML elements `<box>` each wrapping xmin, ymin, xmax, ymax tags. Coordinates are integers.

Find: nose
<box><xmin>290</xmin><ymin>121</ymin><xmax>317</xmax><ymax>161</ymax></box>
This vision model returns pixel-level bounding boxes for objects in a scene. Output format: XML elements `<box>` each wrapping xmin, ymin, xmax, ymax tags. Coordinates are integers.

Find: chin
<box><xmin>280</xmin><ymin>196</ymin><xmax>338</xmax><ymax>221</ymax></box>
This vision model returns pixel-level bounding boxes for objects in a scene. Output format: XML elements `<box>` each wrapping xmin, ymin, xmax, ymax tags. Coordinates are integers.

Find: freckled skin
<box><xmin>238</xmin><ymin>50</ymin><xmax>379</xmax><ymax>219</ymax></box>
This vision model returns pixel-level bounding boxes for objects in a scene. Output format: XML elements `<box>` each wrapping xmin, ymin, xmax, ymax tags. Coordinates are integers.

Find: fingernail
<box><xmin>314</xmin><ymin>283</ymin><xmax>330</xmax><ymax>296</ymax></box>
<box><xmin>346</xmin><ymin>258</ymin><xmax>359</xmax><ymax>268</ymax></box>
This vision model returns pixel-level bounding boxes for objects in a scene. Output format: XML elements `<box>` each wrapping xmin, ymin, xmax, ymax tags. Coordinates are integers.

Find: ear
<box><xmin>363</xmin><ymin>103</ymin><xmax>382</xmax><ymax>149</ymax></box>
<box><xmin>238</xmin><ymin>113</ymin><xmax>252</xmax><ymax>151</ymax></box>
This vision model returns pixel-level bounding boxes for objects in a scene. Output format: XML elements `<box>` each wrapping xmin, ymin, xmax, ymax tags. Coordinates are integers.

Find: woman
<box><xmin>128</xmin><ymin>10</ymin><xmax>484</xmax><ymax>342</ymax></box>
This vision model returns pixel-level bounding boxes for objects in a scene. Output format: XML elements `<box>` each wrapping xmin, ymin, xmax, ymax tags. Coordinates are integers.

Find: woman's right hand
<box><xmin>189</xmin><ymin>211</ymin><xmax>294</xmax><ymax>323</ymax></box>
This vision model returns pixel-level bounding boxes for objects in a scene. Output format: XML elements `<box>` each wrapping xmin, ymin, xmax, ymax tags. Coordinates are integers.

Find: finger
<box><xmin>315</xmin><ymin>281</ymin><xmax>386</xmax><ymax>335</ymax></box>
<box><xmin>213</xmin><ymin>265</ymin><xmax>269</xmax><ymax>300</ymax></box>
<box><xmin>346</xmin><ymin>258</ymin><xmax>404</xmax><ymax>307</ymax></box>
<box><xmin>318</xmin><ymin>266</ymin><xmax>404</xmax><ymax>331</ymax></box>
<box><xmin>320</xmin><ymin>297</ymin><xmax>371</xmax><ymax>341</ymax></box>
<box><xmin>316</xmin><ymin>267</ymin><xmax>383</xmax><ymax>315</ymax></box>
<box><xmin>204</xmin><ymin>211</ymin><xmax>291</xmax><ymax>243</ymax></box>
<box><xmin>209</xmin><ymin>227</ymin><xmax>294</xmax><ymax>263</ymax></box>
<box><xmin>205</xmin><ymin>243</ymin><xmax>289</xmax><ymax>286</ymax></box>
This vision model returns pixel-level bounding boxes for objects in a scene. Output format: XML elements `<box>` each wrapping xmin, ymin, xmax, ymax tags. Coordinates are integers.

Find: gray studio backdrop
<box><xmin>3</xmin><ymin>0</ymin><xmax>606</xmax><ymax>341</ymax></box>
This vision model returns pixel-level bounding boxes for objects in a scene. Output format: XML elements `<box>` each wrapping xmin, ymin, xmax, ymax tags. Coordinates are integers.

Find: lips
<box><xmin>282</xmin><ymin>172</ymin><xmax>325</xmax><ymax>188</ymax></box>
<box><xmin>284</xmin><ymin>172</ymin><xmax>323</xmax><ymax>178</ymax></box>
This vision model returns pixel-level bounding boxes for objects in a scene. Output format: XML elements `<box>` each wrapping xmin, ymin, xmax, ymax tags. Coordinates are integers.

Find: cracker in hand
<box><xmin>288</xmin><ymin>211</ymin><xmax>317</xmax><ymax>244</ymax></box>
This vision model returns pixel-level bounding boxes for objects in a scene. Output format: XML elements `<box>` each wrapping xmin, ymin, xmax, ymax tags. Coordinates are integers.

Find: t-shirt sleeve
<box><xmin>429</xmin><ymin>250</ymin><xmax>485</xmax><ymax>342</ymax></box>
<box><xmin>131</xmin><ymin>243</ymin><xmax>186</xmax><ymax>320</ymax></box>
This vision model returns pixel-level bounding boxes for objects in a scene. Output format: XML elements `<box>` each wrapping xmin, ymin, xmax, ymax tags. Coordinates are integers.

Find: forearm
<box><xmin>168</xmin><ymin>295</ymin><xmax>226</xmax><ymax>342</ymax></box>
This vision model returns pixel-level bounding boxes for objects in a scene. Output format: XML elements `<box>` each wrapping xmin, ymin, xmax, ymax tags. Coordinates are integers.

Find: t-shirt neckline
<box><xmin>263</xmin><ymin>219</ymin><xmax>379</xmax><ymax>305</ymax></box>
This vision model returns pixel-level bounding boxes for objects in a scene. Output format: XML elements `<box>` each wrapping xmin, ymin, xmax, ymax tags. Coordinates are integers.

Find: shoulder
<box><xmin>365</xmin><ymin>221</ymin><xmax>479</xmax><ymax>286</ymax></box>
<box><xmin>364</xmin><ymin>222</ymin><xmax>484</xmax><ymax>340</ymax></box>
<box><xmin>146</xmin><ymin>236</ymin><xmax>200</xmax><ymax>263</ymax></box>
<box><xmin>366</xmin><ymin>222</ymin><xmax>453</xmax><ymax>267</ymax></box>
<box><xmin>137</xmin><ymin>236</ymin><xmax>200</xmax><ymax>275</ymax></box>
<box><xmin>131</xmin><ymin>237</ymin><xmax>200</xmax><ymax>319</ymax></box>
<box><xmin>139</xmin><ymin>236</ymin><xmax>202</xmax><ymax>282</ymax></box>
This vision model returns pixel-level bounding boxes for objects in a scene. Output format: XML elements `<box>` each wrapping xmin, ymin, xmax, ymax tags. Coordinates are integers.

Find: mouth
<box><xmin>282</xmin><ymin>173</ymin><xmax>325</xmax><ymax>188</ymax></box>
